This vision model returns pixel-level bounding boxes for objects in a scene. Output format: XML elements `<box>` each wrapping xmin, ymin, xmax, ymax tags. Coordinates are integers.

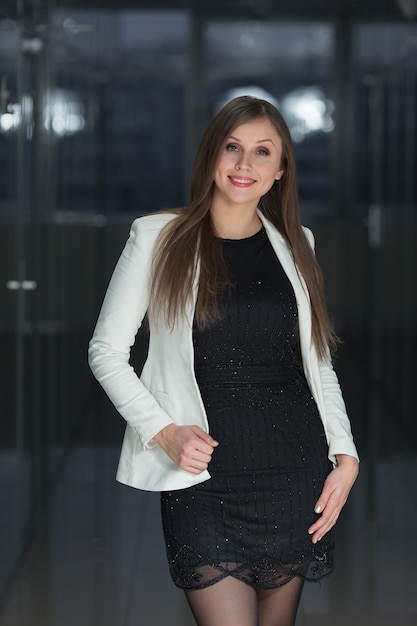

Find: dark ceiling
<box><xmin>1</xmin><ymin>0</ymin><xmax>417</xmax><ymax>28</ymax></box>
<box><xmin>1</xmin><ymin>0</ymin><xmax>416</xmax><ymax>21</ymax></box>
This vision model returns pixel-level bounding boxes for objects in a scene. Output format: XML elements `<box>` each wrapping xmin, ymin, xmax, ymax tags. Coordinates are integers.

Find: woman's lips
<box><xmin>228</xmin><ymin>176</ymin><xmax>256</xmax><ymax>187</ymax></box>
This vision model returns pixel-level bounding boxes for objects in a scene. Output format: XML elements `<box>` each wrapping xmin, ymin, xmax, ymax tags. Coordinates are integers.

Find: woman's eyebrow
<box><xmin>228</xmin><ymin>135</ymin><xmax>275</xmax><ymax>145</ymax></box>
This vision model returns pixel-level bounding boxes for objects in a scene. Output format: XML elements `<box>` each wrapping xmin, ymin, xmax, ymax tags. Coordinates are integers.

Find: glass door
<box><xmin>0</xmin><ymin>3</ymin><xmax>94</xmax><ymax>598</ymax></box>
<box><xmin>0</xmin><ymin>14</ymin><xmax>33</xmax><ymax>595</ymax></box>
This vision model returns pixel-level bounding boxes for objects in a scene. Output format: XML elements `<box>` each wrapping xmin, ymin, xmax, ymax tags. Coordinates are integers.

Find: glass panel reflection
<box><xmin>49</xmin><ymin>9</ymin><xmax>190</xmax><ymax>216</ymax></box>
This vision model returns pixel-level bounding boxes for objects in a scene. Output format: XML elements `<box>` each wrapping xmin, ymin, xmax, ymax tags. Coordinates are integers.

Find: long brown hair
<box><xmin>150</xmin><ymin>96</ymin><xmax>338</xmax><ymax>359</ymax></box>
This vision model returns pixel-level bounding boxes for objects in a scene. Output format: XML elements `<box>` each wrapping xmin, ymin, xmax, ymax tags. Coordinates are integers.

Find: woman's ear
<box><xmin>275</xmin><ymin>169</ymin><xmax>284</xmax><ymax>181</ymax></box>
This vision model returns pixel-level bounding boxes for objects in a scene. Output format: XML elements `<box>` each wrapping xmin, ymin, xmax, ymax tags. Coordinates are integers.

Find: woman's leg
<box><xmin>185</xmin><ymin>576</ymin><xmax>258</xmax><ymax>626</ymax></box>
<box><xmin>257</xmin><ymin>577</ymin><xmax>304</xmax><ymax>626</ymax></box>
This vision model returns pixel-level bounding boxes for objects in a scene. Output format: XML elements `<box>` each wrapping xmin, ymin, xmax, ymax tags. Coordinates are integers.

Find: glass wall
<box><xmin>351</xmin><ymin>22</ymin><xmax>417</xmax><ymax>457</ymax></box>
<box><xmin>0</xmin><ymin>16</ymin><xmax>29</xmax><ymax>596</ymax></box>
<box><xmin>0</xmin><ymin>7</ymin><xmax>98</xmax><ymax>597</ymax></box>
<box><xmin>49</xmin><ymin>9</ymin><xmax>190</xmax><ymax>217</ymax></box>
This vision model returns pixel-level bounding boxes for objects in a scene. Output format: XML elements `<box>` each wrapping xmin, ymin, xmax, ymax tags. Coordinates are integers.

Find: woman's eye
<box><xmin>225</xmin><ymin>144</ymin><xmax>269</xmax><ymax>155</ymax></box>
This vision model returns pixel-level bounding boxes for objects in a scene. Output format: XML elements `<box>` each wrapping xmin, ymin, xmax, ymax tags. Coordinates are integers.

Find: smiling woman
<box><xmin>89</xmin><ymin>95</ymin><xmax>359</xmax><ymax>626</ymax></box>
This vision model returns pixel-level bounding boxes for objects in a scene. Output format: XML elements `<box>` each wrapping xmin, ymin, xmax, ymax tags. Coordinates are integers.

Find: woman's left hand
<box><xmin>308</xmin><ymin>454</ymin><xmax>359</xmax><ymax>544</ymax></box>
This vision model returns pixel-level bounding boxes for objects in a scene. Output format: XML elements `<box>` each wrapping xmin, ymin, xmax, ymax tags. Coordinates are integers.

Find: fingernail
<box><xmin>315</xmin><ymin>505</ymin><xmax>322</xmax><ymax>514</ymax></box>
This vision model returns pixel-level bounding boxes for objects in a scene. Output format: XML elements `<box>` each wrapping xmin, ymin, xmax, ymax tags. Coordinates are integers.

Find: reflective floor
<box><xmin>0</xmin><ymin>443</ymin><xmax>416</xmax><ymax>626</ymax></box>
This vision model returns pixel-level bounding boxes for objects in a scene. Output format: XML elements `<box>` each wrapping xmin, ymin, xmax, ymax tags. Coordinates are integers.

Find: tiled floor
<box><xmin>0</xmin><ymin>444</ymin><xmax>416</xmax><ymax>626</ymax></box>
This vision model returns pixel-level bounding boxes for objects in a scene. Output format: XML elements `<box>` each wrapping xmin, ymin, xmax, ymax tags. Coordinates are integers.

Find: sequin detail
<box><xmin>161</xmin><ymin>228</ymin><xmax>334</xmax><ymax>590</ymax></box>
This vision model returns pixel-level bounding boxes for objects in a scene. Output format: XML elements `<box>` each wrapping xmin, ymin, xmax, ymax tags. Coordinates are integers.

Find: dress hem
<box><xmin>169</xmin><ymin>546</ymin><xmax>334</xmax><ymax>591</ymax></box>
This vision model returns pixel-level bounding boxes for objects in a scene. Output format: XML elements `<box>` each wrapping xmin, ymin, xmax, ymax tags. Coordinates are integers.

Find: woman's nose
<box><xmin>236</xmin><ymin>151</ymin><xmax>252</xmax><ymax>170</ymax></box>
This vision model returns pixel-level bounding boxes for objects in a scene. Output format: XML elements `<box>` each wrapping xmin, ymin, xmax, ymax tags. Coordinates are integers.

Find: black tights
<box><xmin>185</xmin><ymin>576</ymin><xmax>304</xmax><ymax>626</ymax></box>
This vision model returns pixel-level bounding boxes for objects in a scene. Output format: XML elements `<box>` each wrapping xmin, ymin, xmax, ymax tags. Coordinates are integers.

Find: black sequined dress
<box><xmin>161</xmin><ymin>227</ymin><xmax>334</xmax><ymax>590</ymax></box>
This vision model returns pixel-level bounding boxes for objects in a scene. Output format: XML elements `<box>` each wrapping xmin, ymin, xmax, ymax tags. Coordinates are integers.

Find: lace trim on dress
<box><xmin>170</xmin><ymin>544</ymin><xmax>333</xmax><ymax>590</ymax></box>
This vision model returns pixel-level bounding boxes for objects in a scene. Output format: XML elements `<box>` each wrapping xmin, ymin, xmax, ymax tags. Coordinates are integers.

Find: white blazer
<box><xmin>88</xmin><ymin>211</ymin><xmax>358</xmax><ymax>492</ymax></box>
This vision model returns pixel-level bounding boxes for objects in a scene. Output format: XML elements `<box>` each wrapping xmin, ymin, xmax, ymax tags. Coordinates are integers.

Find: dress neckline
<box><xmin>219</xmin><ymin>226</ymin><xmax>266</xmax><ymax>243</ymax></box>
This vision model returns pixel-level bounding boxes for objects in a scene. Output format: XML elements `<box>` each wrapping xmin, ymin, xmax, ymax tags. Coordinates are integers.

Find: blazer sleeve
<box><xmin>88</xmin><ymin>218</ymin><xmax>175</xmax><ymax>449</ymax></box>
<box><xmin>318</xmin><ymin>355</ymin><xmax>359</xmax><ymax>462</ymax></box>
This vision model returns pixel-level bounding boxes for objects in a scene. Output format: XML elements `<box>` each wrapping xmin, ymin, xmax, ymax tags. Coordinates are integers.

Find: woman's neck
<box><xmin>210</xmin><ymin>206</ymin><xmax>262</xmax><ymax>240</ymax></box>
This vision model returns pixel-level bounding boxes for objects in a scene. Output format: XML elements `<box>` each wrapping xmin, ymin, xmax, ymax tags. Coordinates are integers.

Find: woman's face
<box><xmin>212</xmin><ymin>117</ymin><xmax>284</xmax><ymax>210</ymax></box>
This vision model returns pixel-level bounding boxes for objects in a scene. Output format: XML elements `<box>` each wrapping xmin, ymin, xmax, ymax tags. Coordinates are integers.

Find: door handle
<box><xmin>6</xmin><ymin>280</ymin><xmax>37</xmax><ymax>290</ymax></box>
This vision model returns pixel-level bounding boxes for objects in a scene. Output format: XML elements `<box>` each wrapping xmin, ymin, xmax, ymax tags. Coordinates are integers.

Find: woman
<box><xmin>89</xmin><ymin>96</ymin><xmax>359</xmax><ymax>626</ymax></box>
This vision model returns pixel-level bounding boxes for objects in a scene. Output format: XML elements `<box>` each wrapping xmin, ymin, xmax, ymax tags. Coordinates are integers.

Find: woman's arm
<box><xmin>302</xmin><ymin>225</ymin><xmax>359</xmax><ymax>539</ymax></box>
<box><xmin>318</xmin><ymin>357</ymin><xmax>359</xmax><ymax>463</ymax></box>
<box><xmin>88</xmin><ymin>217</ymin><xmax>175</xmax><ymax>448</ymax></box>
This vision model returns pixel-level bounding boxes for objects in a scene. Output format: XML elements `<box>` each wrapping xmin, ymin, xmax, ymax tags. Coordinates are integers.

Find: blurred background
<box><xmin>0</xmin><ymin>1</ymin><xmax>416</xmax><ymax>624</ymax></box>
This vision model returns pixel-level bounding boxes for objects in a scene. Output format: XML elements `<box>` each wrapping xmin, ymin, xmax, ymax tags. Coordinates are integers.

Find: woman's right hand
<box><xmin>153</xmin><ymin>424</ymin><xmax>219</xmax><ymax>474</ymax></box>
